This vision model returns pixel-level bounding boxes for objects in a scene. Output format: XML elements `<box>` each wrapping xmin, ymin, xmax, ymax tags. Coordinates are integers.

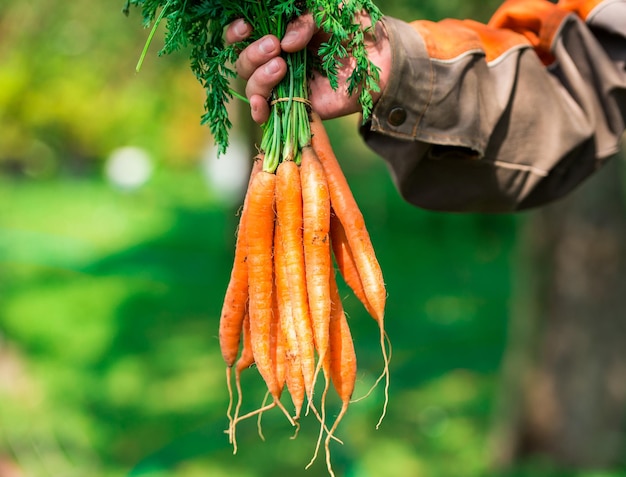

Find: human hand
<box><xmin>225</xmin><ymin>12</ymin><xmax>391</xmax><ymax>124</ymax></box>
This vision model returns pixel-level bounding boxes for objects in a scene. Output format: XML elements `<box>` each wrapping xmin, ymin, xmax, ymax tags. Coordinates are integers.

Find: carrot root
<box><xmin>257</xmin><ymin>391</ymin><xmax>271</xmax><ymax>441</ymax></box>
<box><xmin>225</xmin><ymin>366</ymin><xmax>234</xmax><ymax>443</ymax></box>
<box><xmin>350</xmin><ymin>329</ymin><xmax>392</xmax><ymax>429</ymax></box>
<box><xmin>305</xmin><ymin>367</ymin><xmax>331</xmax><ymax>470</ymax></box>
<box><xmin>324</xmin><ymin>401</ymin><xmax>349</xmax><ymax>477</ymax></box>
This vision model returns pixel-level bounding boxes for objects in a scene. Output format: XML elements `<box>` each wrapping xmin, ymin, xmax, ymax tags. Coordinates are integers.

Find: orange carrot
<box><xmin>257</xmin><ymin>294</ymin><xmax>286</xmax><ymax>442</ymax></box>
<box><xmin>271</xmin><ymin>288</ymin><xmax>287</xmax><ymax>392</ymax></box>
<box><xmin>221</xmin><ymin>158</ymin><xmax>262</xmax><ymax>450</ymax></box>
<box><xmin>245</xmin><ymin>170</ymin><xmax>278</xmax><ymax>391</ymax></box>
<box><xmin>244</xmin><ymin>170</ymin><xmax>294</xmax><ymax>426</ymax></box>
<box><xmin>300</xmin><ymin>145</ymin><xmax>333</xmax><ymax>464</ymax></box>
<box><xmin>274</xmin><ymin>220</ymin><xmax>305</xmax><ymax>421</ymax></box>
<box><xmin>300</xmin><ymin>146</ymin><xmax>332</xmax><ymax>380</ymax></box>
<box><xmin>328</xmin><ymin>272</ymin><xmax>356</xmax><ymax>407</ymax></box>
<box><xmin>285</xmin><ymin>352</ymin><xmax>306</xmax><ymax>427</ymax></box>
<box><xmin>329</xmin><ymin>210</ymin><xmax>377</xmax><ymax>319</ymax></box>
<box><xmin>275</xmin><ymin>160</ymin><xmax>316</xmax><ymax>402</ymax></box>
<box><xmin>310</xmin><ymin>113</ymin><xmax>386</xmax><ymax>321</ymax></box>
<box><xmin>310</xmin><ymin>112</ymin><xmax>389</xmax><ymax>428</ymax></box>
<box><xmin>235</xmin><ymin>312</ymin><xmax>254</xmax><ymax>375</ymax></box>
<box><xmin>276</xmin><ymin>209</ymin><xmax>333</xmax><ymax>444</ymax></box>
<box><xmin>219</xmin><ymin>157</ymin><xmax>263</xmax><ymax>367</ymax></box>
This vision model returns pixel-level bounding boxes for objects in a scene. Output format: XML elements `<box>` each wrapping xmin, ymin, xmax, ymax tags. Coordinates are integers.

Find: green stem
<box><xmin>257</xmin><ymin>12</ymin><xmax>312</xmax><ymax>171</ymax></box>
<box><xmin>229</xmin><ymin>88</ymin><xmax>250</xmax><ymax>105</ymax></box>
<box><xmin>281</xmin><ymin>54</ymin><xmax>296</xmax><ymax>162</ymax></box>
<box><xmin>135</xmin><ymin>0</ymin><xmax>173</xmax><ymax>72</ymax></box>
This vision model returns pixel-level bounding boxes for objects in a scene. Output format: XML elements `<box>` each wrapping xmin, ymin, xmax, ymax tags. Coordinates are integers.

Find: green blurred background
<box><xmin>1</xmin><ymin>1</ymin><xmax>624</xmax><ymax>477</ymax></box>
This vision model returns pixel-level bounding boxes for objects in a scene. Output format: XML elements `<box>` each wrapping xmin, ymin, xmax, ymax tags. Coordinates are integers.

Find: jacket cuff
<box><xmin>367</xmin><ymin>16</ymin><xmax>432</xmax><ymax>139</ymax></box>
<box><xmin>586</xmin><ymin>0</ymin><xmax>626</xmax><ymax>35</ymax></box>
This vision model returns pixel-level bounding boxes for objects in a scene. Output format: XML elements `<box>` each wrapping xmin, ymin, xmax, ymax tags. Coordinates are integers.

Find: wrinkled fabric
<box><xmin>362</xmin><ymin>0</ymin><xmax>626</xmax><ymax>212</ymax></box>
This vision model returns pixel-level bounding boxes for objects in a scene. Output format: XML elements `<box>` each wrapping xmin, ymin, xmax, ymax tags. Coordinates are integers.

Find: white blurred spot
<box><xmin>202</xmin><ymin>137</ymin><xmax>251</xmax><ymax>205</ymax></box>
<box><xmin>105</xmin><ymin>147</ymin><xmax>153</xmax><ymax>191</ymax></box>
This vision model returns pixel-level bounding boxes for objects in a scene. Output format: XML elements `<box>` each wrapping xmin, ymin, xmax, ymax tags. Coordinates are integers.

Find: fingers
<box><xmin>225</xmin><ymin>18</ymin><xmax>252</xmax><ymax>44</ymax></box>
<box><xmin>280</xmin><ymin>13</ymin><xmax>317</xmax><ymax>52</ymax></box>
<box><xmin>227</xmin><ymin>15</ymin><xmax>312</xmax><ymax>83</ymax></box>
<box><xmin>225</xmin><ymin>14</ymin><xmax>320</xmax><ymax>124</ymax></box>
<box><xmin>250</xmin><ymin>95</ymin><xmax>271</xmax><ymax>124</ymax></box>
<box><xmin>245</xmin><ymin>56</ymin><xmax>287</xmax><ymax>118</ymax></box>
<box><xmin>232</xmin><ymin>33</ymin><xmax>286</xmax><ymax>123</ymax></box>
<box><xmin>235</xmin><ymin>35</ymin><xmax>281</xmax><ymax>80</ymax></box>
<box><xmin>244</xmin><ymin>57</ymin><xmax>286</xmax><ymax>123</ymax></box>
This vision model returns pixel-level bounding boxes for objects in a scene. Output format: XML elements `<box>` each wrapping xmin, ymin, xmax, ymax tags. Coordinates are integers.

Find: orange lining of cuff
<box><xmin>410</xmin><ymin>18</ymin><xmax>530</xmax><ymax>63</ymax></box>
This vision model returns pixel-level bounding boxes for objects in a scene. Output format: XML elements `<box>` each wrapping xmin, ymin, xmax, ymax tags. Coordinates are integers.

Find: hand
<box><xmin>225</xmin><ymin>13</ymin><xmax>391</xmax><ymax>124</ymax></box>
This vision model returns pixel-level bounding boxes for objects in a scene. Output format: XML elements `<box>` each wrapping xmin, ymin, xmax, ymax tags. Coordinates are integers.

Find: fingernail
<box><xmin>259</xmin><ymin>37</ymin><xmax>276</xmax><ymax>54</ymax></box>
<box><xmin>282</xmin><ymin>30</ymin><xmax>299</xmax><ymax>46</ymax></box>
<box><xmin>234</xmin><ymin>19</ymin><xmax>249</xmax><ymax>37</ymax></box>
<box><xmin>264</xmin><ymin>58</ymin><xmax>280</xmax><ymax>74</ymax></box>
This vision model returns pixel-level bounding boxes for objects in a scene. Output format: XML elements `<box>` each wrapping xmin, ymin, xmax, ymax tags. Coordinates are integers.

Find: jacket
<box><xmin>362</xmin><ymin>0</ymin><xmax>626</xmax><ymax>212</ymax></box>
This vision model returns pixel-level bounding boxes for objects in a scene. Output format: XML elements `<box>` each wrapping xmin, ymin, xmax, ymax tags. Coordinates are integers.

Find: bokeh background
<box><xmin>1</xmin><ymin>1</ymin><xmax>625</xmax><ymax>476</ymax></box>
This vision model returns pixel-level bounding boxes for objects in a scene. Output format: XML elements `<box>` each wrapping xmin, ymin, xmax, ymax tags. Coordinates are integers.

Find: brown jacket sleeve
<box><xmin>362</xmin><ymin>0</ymin><xmax>626</xmax><ymax>212</ymax></box>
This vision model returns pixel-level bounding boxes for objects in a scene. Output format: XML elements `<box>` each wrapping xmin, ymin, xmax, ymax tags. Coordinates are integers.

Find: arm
<box><xmin>228</xmin><ymin>0</ymin><xmax>626</xmax><ymax>212</ymax></box>
<box><xmin>366</xmin><ymin>0</ymin><xmax>626</xmax><ymax>212</ymax></box>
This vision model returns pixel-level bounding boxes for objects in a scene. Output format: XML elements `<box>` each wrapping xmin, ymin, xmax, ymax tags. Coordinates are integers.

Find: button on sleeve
<box><xmin>387</xmin><ymin>107</ymin><xmax>407</xmax><ymax>126</ymax></box>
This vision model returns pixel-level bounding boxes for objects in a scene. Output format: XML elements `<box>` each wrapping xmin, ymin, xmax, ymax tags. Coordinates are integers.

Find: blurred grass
<box><xmin>2</xmin><ymin>119</ymin><xmax>623</xmax><ymax>477</ymax></box>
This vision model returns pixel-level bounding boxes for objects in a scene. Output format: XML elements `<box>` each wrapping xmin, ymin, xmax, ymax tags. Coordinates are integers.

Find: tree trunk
<box><xmin>490</xmin><ymin>153</ymin><xmax>626</xmax><ymax>470</ymax></box>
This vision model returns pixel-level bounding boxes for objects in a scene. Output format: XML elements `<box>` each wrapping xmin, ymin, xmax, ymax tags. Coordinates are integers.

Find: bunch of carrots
<box><xmin>126</xmin><ymin>0</ymin><xmax>389</xmax><ymax>474</ymax></box>
<box><xmin>219</xmin><ymin>112</ymin><xmax>389</xmax><ymax>475</ymax></box>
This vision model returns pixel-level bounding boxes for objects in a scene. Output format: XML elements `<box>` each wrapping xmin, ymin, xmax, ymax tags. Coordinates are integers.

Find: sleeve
<box><xmin>361</xmin><ymin>0</ymin><xmax>626</xmax><ymax>212</ymax></box>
